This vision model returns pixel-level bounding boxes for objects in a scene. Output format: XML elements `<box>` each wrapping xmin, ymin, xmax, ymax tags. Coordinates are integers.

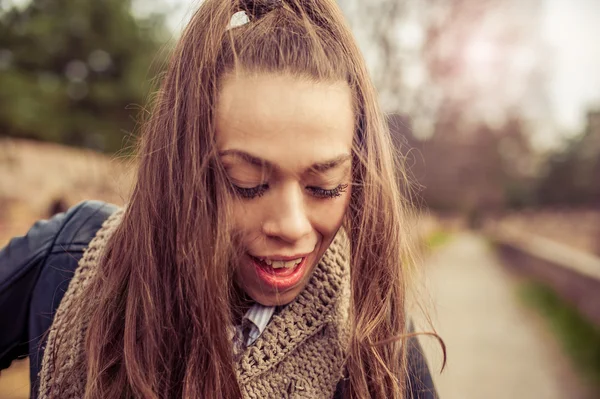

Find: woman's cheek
<box><xmin>311</xmin><ymin>194</ymin><xmax>350</xmax><ymax>234</ymax></box>
<box><xmin>231</xmin><ymin>201</ymin><xmax>260</xmax><ymax>236</ymax></box>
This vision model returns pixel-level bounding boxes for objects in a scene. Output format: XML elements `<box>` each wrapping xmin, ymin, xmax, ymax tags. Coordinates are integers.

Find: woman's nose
<box><xmin>261</xmin><ymin>185</ymin><xmax>312</xmax><ymax>243</ymax></box>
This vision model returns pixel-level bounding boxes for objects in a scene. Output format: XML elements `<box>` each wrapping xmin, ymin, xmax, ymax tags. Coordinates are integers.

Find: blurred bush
<box><xmin>0</xmin><ymin>0</ymin><xmax>170</xmax><ymax>153</ymax></box>
<box><xmin>537</xmin><ymin>111</ymin><xmax>600</xmax><ymax>208</ymax></box>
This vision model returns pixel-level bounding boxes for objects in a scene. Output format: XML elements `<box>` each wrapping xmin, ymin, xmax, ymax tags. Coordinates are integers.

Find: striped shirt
<box><xmin>231</xmin><ymin>303</ymin><xmax>276</xmax><ymax>355</ymax></box>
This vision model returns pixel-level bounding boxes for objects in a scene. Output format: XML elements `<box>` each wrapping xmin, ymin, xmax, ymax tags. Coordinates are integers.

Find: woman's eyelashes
<box><xmin>307</xmin><ymin>183</ymin><xmax>349</xmax><ymax>199</ymax></box>
<box><xmin>232</xmin><ymin>183</ymin><xmax>349</xmax><ymax>200</ymax></box>
<box><xmin>233</xmin><ymin>184</ymin><xmax>268</xmax><ymax>199</ymax></box>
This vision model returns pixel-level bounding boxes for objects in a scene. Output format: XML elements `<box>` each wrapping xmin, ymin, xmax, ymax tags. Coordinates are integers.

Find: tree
<box><xmin>0</xmin><ymin>0</ymin><xmax>170</xmax><ymax>152</ymax></box>
<box><xmin>340</xmin><ymin>0</ymin><xmax>545</xmax><ymax>212</ymax></box>
<box><xmin>537</xmin><ymin>110</ymin><xmax>600</xmax><ymax>207</ymax></box>
<box><xmin>339</xmin><ymin>0</ymin><xmax>548</xmax><ymax>130</ymax></box>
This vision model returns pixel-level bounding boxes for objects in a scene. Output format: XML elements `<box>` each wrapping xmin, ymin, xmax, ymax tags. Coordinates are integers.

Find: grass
<box><xmin>424</xmin><ymin>229</ymin><xmax>453</xmax><ymax>250</ymax></box>
<box><xmin>518</xmin><ymin>280</ymin><xmax>600</xmax><ymax>391</ymax></box>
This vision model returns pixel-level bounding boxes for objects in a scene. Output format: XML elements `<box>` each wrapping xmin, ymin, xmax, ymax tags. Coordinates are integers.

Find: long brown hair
<box><xmin>77</xmin><ymin>0</ymin><xmax>422</xmax><ymax>397</ymax></box>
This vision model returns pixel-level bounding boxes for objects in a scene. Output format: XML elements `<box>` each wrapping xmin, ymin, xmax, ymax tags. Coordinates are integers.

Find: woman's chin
<box><xmin>248</xmin><ymin>289</ymin><xmax>299</xmax><ymax>307</ymax></box>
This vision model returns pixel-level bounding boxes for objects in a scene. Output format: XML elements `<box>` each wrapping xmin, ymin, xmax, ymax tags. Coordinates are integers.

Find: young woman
<box><xmin>0</xmin><ymin>0</ymin><xmax>439</xmax><ymax>398</ymax></box>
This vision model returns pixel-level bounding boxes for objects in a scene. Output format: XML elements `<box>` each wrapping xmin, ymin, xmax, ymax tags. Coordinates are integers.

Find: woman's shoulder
<box><xmin>1</xmin><ymin>200</ymin><xmax>119</xmax><ymax>294</ymax></box>
<box><xmin>49</xmin><ymin>200</ymin><xmax>120</xmax><ymax>249</ymax></box>
<box><xmin>0</xmin><ymin>200</ymin><xmax>119</xmax><ymax>378</ymax></box>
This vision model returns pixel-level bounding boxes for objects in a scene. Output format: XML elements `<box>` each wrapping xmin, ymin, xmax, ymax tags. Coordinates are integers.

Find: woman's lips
<box><xmin>249</xmin><ymin>254</ymin><xmax>310</xmax><ymax>291</ymax></box>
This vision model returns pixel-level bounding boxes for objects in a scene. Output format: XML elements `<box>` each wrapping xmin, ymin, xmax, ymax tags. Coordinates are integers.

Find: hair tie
<box><xmin>240</xmin><ymin>0</ymin><xmax>282</xmax><ymax>20</ymax></box>
<box><xmin>227</xmin><ymin>0</ymin><xmax>282</xmax><ymax>30</ymax></box>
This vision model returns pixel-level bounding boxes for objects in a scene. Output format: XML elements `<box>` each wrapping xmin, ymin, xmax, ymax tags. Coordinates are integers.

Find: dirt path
<box><xmin>416</xmin><ymin>232</ymin><xmax>592</xmax><ymax>399</ymax></box>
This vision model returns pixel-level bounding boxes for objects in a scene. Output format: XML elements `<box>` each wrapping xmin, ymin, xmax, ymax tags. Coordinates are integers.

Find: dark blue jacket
<box><xmin>0</xmin><ymin>200</ymin><xmax>437</xmax><ymax>398</ymax></box>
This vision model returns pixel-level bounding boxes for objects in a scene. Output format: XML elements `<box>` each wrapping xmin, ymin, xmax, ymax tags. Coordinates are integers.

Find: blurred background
<box><xmin>0</xmin><ymin>0</ymin><xmax>598</xmax><ymax>398</ymax></box>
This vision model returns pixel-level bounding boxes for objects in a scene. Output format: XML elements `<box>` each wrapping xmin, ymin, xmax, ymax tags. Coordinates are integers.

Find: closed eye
<box><xmin>232</xmin><ymin>183</ymin><xmax>349</xmax><ymax>200</ymax></box>
<box><xmin>233</xmin><ymin>184</ymin><xmax>268</xmax><ymax>199</ymax></box>
<box><xmin>307</xmin><ymin>184</ymin><xmax>349</xmax><ymax>199</ymax></box>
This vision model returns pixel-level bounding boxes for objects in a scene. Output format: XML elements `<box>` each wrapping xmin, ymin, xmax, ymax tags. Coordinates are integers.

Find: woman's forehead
<box><xmin>216</xmin><ymin>72</ymin><xmax>354</xmax><ymax>172</ymax></box>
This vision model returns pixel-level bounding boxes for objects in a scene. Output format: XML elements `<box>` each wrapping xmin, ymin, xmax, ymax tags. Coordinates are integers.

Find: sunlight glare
<box><xmin>465</xmin><ymin>37</ymin><xmax>496</xmax><ymax>68</ymax></box>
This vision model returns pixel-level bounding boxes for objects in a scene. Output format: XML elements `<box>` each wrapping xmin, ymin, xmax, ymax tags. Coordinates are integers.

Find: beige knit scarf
<box><xmin>38</xmin><ymin>208</ymin><xmax>351</xmax><ymax>399</ymax></box>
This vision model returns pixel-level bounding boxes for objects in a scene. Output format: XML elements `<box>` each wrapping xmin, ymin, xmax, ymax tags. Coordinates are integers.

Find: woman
<box><xmin>0</xmin><ymin>0</ymin><xmax>440</xmax><ymax>397</ymax></box>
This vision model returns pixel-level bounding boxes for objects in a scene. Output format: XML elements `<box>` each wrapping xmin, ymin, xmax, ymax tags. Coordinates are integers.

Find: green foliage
<box><xmin>0</xmin><ymin>0</ymin><xmax>171</xmax><ymax>153</ymax></box>
<box><xmin>518</xmin><ymin>280</ymin><xmax>600</xmax><ymax>390</ymax></box>
<box><xmin>425</xmin><ymin>230</ymin><xmax>452</xmax><ymax>250</ymax></box>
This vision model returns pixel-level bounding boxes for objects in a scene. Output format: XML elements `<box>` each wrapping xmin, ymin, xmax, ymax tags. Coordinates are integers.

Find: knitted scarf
<box><xmin>38</xmin><ymin>208</ymin><xmax>352</xmax><ymax>399</ymax></box>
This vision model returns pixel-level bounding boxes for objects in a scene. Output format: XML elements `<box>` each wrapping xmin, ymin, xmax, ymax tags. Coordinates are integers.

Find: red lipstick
<box><xmin>249</xmin><ymin>255</ymin><xmax>309</xmax><ymax>291</ymax></box>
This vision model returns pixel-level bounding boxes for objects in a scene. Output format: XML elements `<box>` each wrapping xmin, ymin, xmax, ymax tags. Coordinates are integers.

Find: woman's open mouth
<box><xmin>248</xmin><ymin>254</ymin><xmax>309</xmax><ymax>291</ymax></box>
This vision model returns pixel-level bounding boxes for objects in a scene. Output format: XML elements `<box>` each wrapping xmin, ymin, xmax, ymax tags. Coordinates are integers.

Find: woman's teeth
<box><xmin>261</xmin><ymin>258</ymin><xmax>303</xmax><ymax>269</ymax></box>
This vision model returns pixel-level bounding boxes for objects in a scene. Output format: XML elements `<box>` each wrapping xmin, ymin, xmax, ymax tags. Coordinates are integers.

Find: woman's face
<box><xmin>216</xmin><ymin>72</ymin><xmax>354</xmax><ymax>306</ymax></box>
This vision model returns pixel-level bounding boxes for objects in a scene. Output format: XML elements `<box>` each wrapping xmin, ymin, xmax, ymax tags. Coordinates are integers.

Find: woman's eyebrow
<box><xmin>219</xmin><ymin>150</ymin><xmax>351</xmax><ymax>173</ymax></box>
<box><xmin>219</xmin><ymin>149</ymin><xmax>269</xmax><ymax>168</ymax></box>
<box><xmin>308</xmin><ymin>154</ymin><xmax>351</xmax><ymax>173</ymax></box>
